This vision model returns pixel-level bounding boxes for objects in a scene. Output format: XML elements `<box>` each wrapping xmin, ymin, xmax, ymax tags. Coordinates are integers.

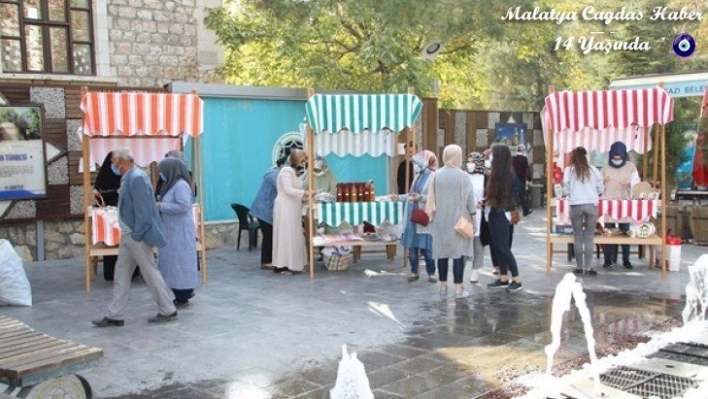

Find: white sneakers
<box><xmin>470</xmin><ymin>269</ymin><xmax>479</xmax><ymax>284</ymax></box>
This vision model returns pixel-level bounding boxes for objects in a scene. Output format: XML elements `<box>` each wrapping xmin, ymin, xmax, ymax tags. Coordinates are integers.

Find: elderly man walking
<box><xmin>93</xmin><ymin>148</ymin><xmax>177</xmax><ymax>327</ymax></box>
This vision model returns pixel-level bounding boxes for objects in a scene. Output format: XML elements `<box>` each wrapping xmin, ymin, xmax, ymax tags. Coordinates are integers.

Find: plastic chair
<box><xmin>231</xmin><ymin>203</ymin><xmax>260</xmax><ymax>251</ymax></box>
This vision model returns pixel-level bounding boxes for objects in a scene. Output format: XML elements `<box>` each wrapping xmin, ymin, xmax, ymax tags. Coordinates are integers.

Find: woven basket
<box><xmin>325</xmin><ymin>255</ymin><xmax>351</xmax><ymax>271</ymax></box>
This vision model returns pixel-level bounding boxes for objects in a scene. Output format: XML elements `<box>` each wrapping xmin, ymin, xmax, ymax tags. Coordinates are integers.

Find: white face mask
<box><xmin>466</xmin><ymin>164</ymin><xmax>475</xmax><ymax>173</ymax></box>
<box><xmin>484</xmin><ymin>160</ymin><xmax>492</xmax><ymax>169</ymax></box>
<box><xmin>611</xmin><ymin>159</ymin><xmax>623</xmax><ymax>166</ymax></box>
<box><xmin>314</xmin><ymin>171</ymin><xmax>324</xmax><ymax>177</ymax></box>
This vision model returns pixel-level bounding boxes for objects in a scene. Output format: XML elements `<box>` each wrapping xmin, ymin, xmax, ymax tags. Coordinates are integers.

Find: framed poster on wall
<box><xmin>0</xmin><ymin>105</ymin><xmax>47</xmax><ymax>200</ymax></box>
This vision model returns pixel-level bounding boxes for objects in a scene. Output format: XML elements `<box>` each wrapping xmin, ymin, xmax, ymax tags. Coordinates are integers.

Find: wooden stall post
<box><xmin>546</xmin><ymin>86</ymin><xmax>555</xmax><ymax>273</ymax></box>
<box><xmin>643</xmin><ymin>126</ymin><xmax>650</xmax><ymax>181</ymax></box>
<box><xmin>81</xmin><ymin>87</ymin><xmax>92</xmax><ymax>292</ymax></box>
<box><xmin>652</xmin><ymin>124</ymin><xmax>660</xmax><ymax>188</ymax></box>
<box><xmin>191</xmin><ymin>89</ymin><xmax>208</xmax><ymax>285</ymax></box>
<box><xmin>306</xmin><ymin>89</ymin><xmax>316</xmax><ymax>279</ymax></box>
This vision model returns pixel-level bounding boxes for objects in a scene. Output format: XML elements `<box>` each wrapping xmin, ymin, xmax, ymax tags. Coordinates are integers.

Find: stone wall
<box><xmin>0</xmin><ymin>219</ymin><xmax>241</xmax><ymax>262</ymax></box>
<box><xmin>107</xmin><ymin>0</ymin><xmax>201</xmax><ymax>87</ymax></box>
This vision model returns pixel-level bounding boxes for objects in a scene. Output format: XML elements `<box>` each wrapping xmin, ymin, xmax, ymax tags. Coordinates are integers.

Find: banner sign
<box><xmin>0</xmin><ymin>105</ymin><xmax>47</xmax><ymax>200</ymax></box>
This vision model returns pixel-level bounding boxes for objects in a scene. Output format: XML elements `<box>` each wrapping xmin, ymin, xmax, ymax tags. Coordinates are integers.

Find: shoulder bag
<box><xmin>454</xmin><ymin>173</ymin><xmax>474</xmax><ymax>238</ymax></box>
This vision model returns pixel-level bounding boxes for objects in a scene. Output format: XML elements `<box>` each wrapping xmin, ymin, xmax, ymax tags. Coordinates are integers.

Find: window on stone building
<box><xmin>0</xmin><ymin>0</ymin><xmax>93</xmax><ymax>75</ymax></box>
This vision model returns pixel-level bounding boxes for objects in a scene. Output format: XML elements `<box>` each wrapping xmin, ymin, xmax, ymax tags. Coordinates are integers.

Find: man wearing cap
<box><xmin>397</xmin><ymin>142</ymin><xmax>416</xmax><ymax>194</ymax></box>
<box><xmin>512</xmin><ymin>144</ymin><xmax>533</xmax><ymax>216</ymax></box>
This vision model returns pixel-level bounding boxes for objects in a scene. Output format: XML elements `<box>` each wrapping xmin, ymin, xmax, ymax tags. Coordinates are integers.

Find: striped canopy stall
<box><xmin>542</xmin><ymin>87</ymin><xmax>674</xmax><ymax>157</ymax></box>
<box><xmin>80</xmin><ymin>89</ymin><xmax>207</xmax><ymax>292</ymax></box>
<box><xmin>305</xmin><ymin>94</ymin><xmax>423</xmax><ymax>156</ymax></box>
<box><xmin>80</xmin><ymin>92</ymin><xmax>204</xmax><ymax>166</ymax></box>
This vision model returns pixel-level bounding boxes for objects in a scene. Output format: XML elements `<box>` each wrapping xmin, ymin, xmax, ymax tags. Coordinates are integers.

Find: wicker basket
<box><xmin>689</xmin><ymin>206</ymin><xmax>708</xmax><ymax>245</ymax></box>
<box><xmin>325</xmin><ymin>255</ymin><xmax>351</xmax><ymax>271</ymax></box>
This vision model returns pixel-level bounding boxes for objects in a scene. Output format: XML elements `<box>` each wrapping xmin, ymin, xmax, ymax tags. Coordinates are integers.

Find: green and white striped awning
<box><xmin>305</xmin><ymin>94</ymin><xmax>423</xmax><ymax>135</ymax></box>
<box><xmin>317</xmin><ymin>201</ymin><xmax>404</xmax><ymax>227</ymax></box>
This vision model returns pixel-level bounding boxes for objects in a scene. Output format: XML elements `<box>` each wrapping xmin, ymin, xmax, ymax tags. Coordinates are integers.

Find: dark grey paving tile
<box><xmin>366</xmin><ymin>366</ymin><xmax>410</xmax><ymax>388</ymax></box>
<box><xmin>357</xmin><ymin>350</ymin><xmax>407</xmax><ymax>371</ymax></box>
<box><xmin>391</xmin><ymin>356</ymin><xmax>448</xmax><ymax>376</ymax></box>
<box><xmin>269</xmin><ymin>378</ymin><xmax>320</xmax><ymax>397</ymax></box>
<box><xmin>371</xmin><ymin>388</ymin><xmax>406</xmax><ymax>398</ymax></box>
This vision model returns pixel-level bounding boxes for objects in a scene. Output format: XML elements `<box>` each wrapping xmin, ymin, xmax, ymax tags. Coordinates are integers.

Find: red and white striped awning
<box><xmin>543</xmin><ymin>88</ymin><xmax>674</xmax><ymax>155</ymax></box>
<box><xmin>81</xmin><ymin>91</ymin><xmax>203</xmax><ymax>137</ymax></box>
<box><xmin>80</xmin><ymin>91</ymin><xmax>203</xmax><ymax>167</ymax></box>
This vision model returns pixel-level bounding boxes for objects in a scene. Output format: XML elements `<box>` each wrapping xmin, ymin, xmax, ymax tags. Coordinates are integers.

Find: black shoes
<box><xmin>574</xmin><ymin>268</ymin><xmax>597</xmax><ymax>276</ymax></box>
<box><xmin>173</xmin><ymin>299</ymin><xmax>189</xmax><ymax>308</ymax></box>
<box><xmin>487</xmin><ymin>279</ymin><xmax>509</xmax><ymax>288</ymax></box>
<box><xmin>602</xmin><ymin>261</ymin><xmax>613</xmax><ymax>269</ymax></box>
<box><xmin>92</xmin><ymin>317</ymin><xmax>124</xmax><ymax>327</ymax></box>
<box><xmin>523</xmin><ymin>210</ymin><xmax>533</xmax><ymax>217</ymax></box>
<box><xmin>623</xmin><ymin>261</ymin><xmax>633</xmax><ymax>270</ymax></box>
<box><xmin>148</xmin><ymin>312</ymin><xmax>178</xmax><ymax>323</ymax></box>
<box><xmin>407</xmin><ymin>274</ymin><xmax>419</xmax><ymax>282</ymax></box>
<box><xmin>506</xmin><ymin>281</ymin><xmax>523</xmax><ymax>292</ymax></box>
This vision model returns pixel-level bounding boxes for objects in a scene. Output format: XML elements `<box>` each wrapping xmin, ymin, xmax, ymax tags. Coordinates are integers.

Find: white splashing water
<box><xmin>518</xmin><ymin>257</ymin><xmax>708</xmax><ymax>399</ymax></box>
<box><xmin>330</xmin><ymin>344</ymin><xmax>374</xmax><ymax>399</ymax></box>
<box><xmin>682</xmin><ymin>254</ymin><xmax>708</xmax><ymax>325</ymax></box>
<box><xmin>542</xmin><ymin>273</ymin><xmax>601</xmax><ymax>397</ymax></box>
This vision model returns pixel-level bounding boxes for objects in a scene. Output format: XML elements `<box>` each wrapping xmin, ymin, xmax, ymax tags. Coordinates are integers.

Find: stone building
<box><xmin>0</xmin><ymin>0</ymin><xmax>226</xmax><ymax>261</ymax></box>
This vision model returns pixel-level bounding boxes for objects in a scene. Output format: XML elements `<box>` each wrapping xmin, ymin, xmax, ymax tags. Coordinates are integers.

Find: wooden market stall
<box><xmin>80</xmin><ymin>88</ymin><xmax>207</xmax><ymax>291</ymax></box>
<box><xmin>303</xmin><ymin>90</ymin><xmax>423</xmax><ymax>278</ymax></box>
<box><xmin>543</xmin><ymin>86</ymin><xmax>674</xmax><ymax>276</ymax></box>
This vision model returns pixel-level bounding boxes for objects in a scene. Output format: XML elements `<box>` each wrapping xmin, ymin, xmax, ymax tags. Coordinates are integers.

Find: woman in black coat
<box><xmin>93</xmin><ymin>152</ymin><xmax>121</xmax><ymax>280</ymax></box>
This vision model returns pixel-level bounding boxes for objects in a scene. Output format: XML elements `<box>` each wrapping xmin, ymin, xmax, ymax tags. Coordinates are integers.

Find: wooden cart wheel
<box><xmin>17</xmin><ymin>375</ymin><xmax>92</xmax><ymax>399</ymax></box>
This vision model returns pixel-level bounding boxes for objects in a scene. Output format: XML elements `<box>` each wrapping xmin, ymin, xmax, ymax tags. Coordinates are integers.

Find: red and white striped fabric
<box><xmin>542</xmin><ymin>88</ymin><xmax>674</xmax><ymax>155</ymax></box>
<box><xmin>89</xmin><ymin>205</ymin><xmax>201</xmax><ymax>246</ymax></box>
<box><xmin>81</xmin><ymin>92</ymin><xmax>203</xmax><ymax>137</ymax></box>
<box><xmin>555</xmin><ymin>199</ymin><xmax>659</xmax><ymax>224</ymax></box>
<box><xmin>85</xmin><ymin>134</ymin><xmax>182</xmax><ymax>168</ymax></box>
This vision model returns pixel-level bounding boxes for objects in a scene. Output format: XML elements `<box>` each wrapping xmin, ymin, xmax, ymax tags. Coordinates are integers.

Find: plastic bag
<box><xmin>0</xmin><ymin>239</ymin><xmax>33</xmax><ymax>306</ymax></box>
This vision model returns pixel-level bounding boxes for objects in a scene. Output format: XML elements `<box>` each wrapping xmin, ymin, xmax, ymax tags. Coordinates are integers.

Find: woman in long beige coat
<box><xmin>272</xmin><ymin>150</ymin><xmax>310</xmax><ymax>274</ymax></box>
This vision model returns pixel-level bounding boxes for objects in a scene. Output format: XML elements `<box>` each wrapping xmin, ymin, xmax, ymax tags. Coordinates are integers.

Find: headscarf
<box><xmin>608</xmin><ymin>141</ymin><xmax>628</xmax><ymax>169</ymax></box>
<box><xmin>94</xmin><ymin>151</ymin><xmax>121</xmax><ymax>206</ymax></box>
<box><xmin>412</xmin><ymin>150</ymin><xmax>438</xmax><ymax>171</ymax></box>
<box><xmin>426</xmin><ymin>145</ymin><xmax>463</xmax><ymax>220</ymax></box>
<box><xmin>442</xmin><ymin>144</ymin><xmax>463</xmax><ymax>168</ymax></box>
<box><xmin>469</xmin><ymin>152</ymin><xmax>485</xmax><ymax>174</ymax></box>
<box><xmin>313</xmin><ymin>156</ymin><xmax>327</xmax><ymax>171</ymax></box>
<box><xmin>158</xmin><ymin>157</ymin><xmax>191</xmax><ymax>198</ymax></box>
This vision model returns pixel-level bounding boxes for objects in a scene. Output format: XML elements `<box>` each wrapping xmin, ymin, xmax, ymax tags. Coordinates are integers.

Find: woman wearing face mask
<box><xmin>156</xmin><ymin>157</ymin><xmax>198</xmax><ymax>307</ymax></box>
<box><xmin>425</xmin><ymin>144</ymin><xmax>475</xmax><ymax>299</ymax></box>
<box><xmin>272</xmin><ymin>150</ymin><xmax>312</xmax><ymax>275</ymax></box>
<box><xmin>311</xmin><ymin>156</ymin><xmax>338</xmax><ymax>196</ymax></box>
<box><xmin>465</xmin><ymin>152</ymin><xmax>487</xmax><ymax>284</ymax></box>
<box><xmin>602</xmin><ymin>141</ymin><xmax>640</xmax><ymax>269</ymax></box>
<box><xmin>400</xmin><ymin>150</ymin><xmax>438</xmax><ymax>283</ymax></box>
<box><xmin>94</xmin><ymin>151</ymin><xmax>122</xmax><ymax>280</ymax></box>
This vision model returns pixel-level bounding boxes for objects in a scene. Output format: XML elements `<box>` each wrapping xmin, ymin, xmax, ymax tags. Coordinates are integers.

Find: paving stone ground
<box><xmin>0</xmin><ymin>211</ymin><xmax>702</xmax><ymax>398</ymax></box>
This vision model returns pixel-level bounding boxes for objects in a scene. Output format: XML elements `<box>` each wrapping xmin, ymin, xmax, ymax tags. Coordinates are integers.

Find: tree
<box><xmin>205</xmin><ymin>0</ymin><xmax>533</xmax><ymax>95</ymax></box>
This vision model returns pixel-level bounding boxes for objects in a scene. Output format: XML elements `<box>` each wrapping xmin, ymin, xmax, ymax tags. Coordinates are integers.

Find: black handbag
<box><xmin>479</xmin><ymin>212</ymin><xmax>491</xmax><ymax>246</ymax></box>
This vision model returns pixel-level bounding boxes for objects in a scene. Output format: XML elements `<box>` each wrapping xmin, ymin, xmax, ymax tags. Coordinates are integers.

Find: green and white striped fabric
<box><xmin>317</xmin><ymin>201</ymin><xmax>405</xmax><ymax>227</ymax></box>
<box><xmin>305</xmin><ymin>94</ymin><xmax>423</xmax><ymax>135</ymax></box>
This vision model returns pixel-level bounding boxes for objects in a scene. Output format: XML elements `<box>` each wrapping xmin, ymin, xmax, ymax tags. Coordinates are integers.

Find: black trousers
<box><xmin>173</xmin><ymin>288</ymin><xmax>193</xmax><ymax>303</ymax></box>
<box><xmin>518</xmin><ymin>187</ymin><xmax>531</xmax><ymax>214</ymax></box>
<box><xmin>258</xmin><ymin>218</ymin><xmax>273</xmax><ymax>265</ymax></box>
<box><xmin>488</xmin><ymin>210</ymin><xmax>520</xmax><ymax>278</ymax></box>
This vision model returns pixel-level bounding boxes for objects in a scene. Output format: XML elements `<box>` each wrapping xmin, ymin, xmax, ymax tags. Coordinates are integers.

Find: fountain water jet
<box><xmin>682</xmin><ymin>254</ymin><xmax>708</xmax><ymax>325</ymax></box>
<box><xmin>330</xmin><ymin>344</ymin><xmax>374</xmax><ymax>399</ymax></box>
<box><xmin>545</xmin><ymin>273</ymin><xmax>603</xmax><ymax>397</ymax></box>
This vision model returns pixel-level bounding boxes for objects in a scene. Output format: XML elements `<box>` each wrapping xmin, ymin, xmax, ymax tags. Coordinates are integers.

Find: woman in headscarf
<box><xmin>601</xmin><ymin>141</ymin><xmax>640</xmax><ymax>269</ymax></box>
<box><xmin>94</xmin><ymin>151</ymin><xmax>122</xmax><ymax>280</ymax></box>
<box><xmin>426</xmin><ymin>144</ymin><xmax>476</xmax><ymax>299</ymax></box>
<box><xmin>485</xmin><ymin>144</ymin><xmax>523</xmax><ymax>292</ymax></box>
<box><xmin>251</xmin><ymin>156</ymin><xmax>287</xmax><ymax>269</ymax></box>
<box><xmin>272</xmin><ymin>150</ymin><xmax>312</xmax><ymax>275</ymax></box>
<box><xmin>465</xmin><ymin>152</ymin><xmax>487</xmax><ymax>284</ymax></box>
<box><xmin>400</xmin><ymin>150</ymin><xmax>438</xmax><ymax>283</ymax></box>
<box><xmin>311</xmin><ymin>156</ymin><xmax>338</xmax><ymax>196</ymax></box>
<box><xmin>156</xmin><ymin>157</ymin><xmax>198</xmax><ymax>307</ymax></box>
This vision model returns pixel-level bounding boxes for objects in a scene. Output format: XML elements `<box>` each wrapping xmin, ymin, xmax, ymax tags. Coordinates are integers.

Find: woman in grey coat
<box><xmin>156</xmin><ymin>157</ymin><xmax>198</xmax><ymax>307</ymax></box>
<box><xmin>426</xmin><ymin>145</ymin><xmax>476</xmax><ymax>299</ymax></box>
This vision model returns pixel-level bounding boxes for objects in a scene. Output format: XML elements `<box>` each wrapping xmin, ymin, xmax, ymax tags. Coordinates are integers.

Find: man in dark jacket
<box><xmin>397</xmin><ymin>142</ymin><xmax>415</xmax><ymax>194</ymax></box>
<box><xmin>512</xmin><ymin>145</ymin><xmax>533</xmax><ymax>216</ymax></box>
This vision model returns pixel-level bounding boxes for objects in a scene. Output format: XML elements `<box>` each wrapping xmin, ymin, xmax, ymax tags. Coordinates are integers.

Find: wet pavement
<box><xmin>0</xmin><ymin>210</ymin><xmax>704</xmax><ymax>398</ymax></box>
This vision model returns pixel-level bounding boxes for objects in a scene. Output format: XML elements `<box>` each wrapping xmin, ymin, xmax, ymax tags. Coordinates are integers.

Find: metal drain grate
<box><xmin>600</xmin><ymin>366</ymin><xmax>699</xmax><ymax>399</ymax></box>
